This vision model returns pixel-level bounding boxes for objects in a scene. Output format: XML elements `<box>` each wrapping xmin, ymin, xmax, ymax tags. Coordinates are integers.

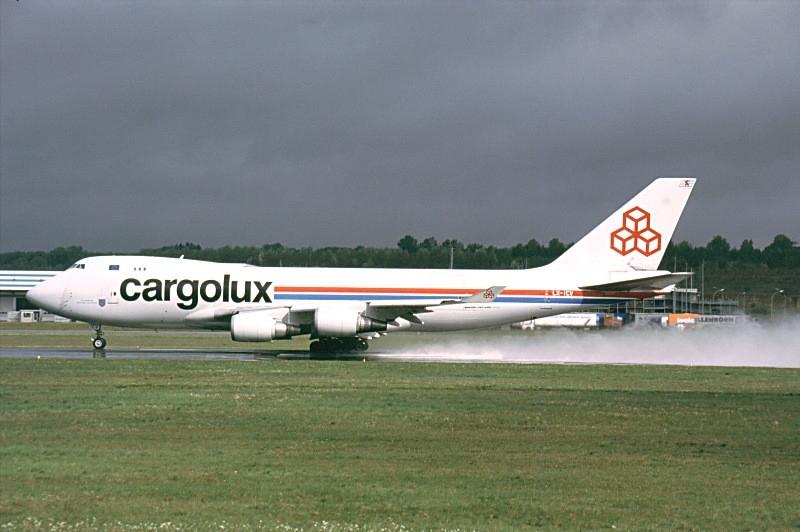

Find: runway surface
<box><xmin>2</xmin><ymin>323</ymin><xmax>799</xmax><ymax>367</ymax></box>
<box><xmin>0</xmin><ymin>347</ymin><xmax>286</xmax><ymax>360</ymax></box>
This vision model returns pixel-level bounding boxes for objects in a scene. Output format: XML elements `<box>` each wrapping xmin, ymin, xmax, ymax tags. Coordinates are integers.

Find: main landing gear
<box><xmin>90</xmin><ymin>323</ymin><xmax>106</xmax><ymax>350</ymax></box>
<box><xmin>309</xmin><ymin>337</ymin><xmax>369</xmax><ymax>357</ymax></box>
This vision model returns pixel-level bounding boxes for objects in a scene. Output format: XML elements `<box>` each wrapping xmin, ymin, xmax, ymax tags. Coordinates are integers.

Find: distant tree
<box><xmin>545</xmin><ymin>238</ymin><xmax>567</xmax><ymax>258</ymax></box>
<box><xmin>524</xmin><ymin>238</ymin><xmax>543</xmax><ymax>256</ymax></box>
<box><xmin>735</xmin><ymin>239</ymin><xmax>762</xmax><ymax>264</ymax></box>
<box><xmin>139</xmin><ymin>242</ymin><xmax>202</xmax><ymax>258</ymax></box>
<box><xmin>441</xmin><ymin>239</ymin><xmax>464</xmax><ymax>251</ymax></box>
<box><xmin>45</xmin><ymin>246</ymin><xmax>91</xmax><ymax>270</ymax></box>
<box><xmin>663</xmin><ymin>240</ymin><xmax>702</xmax><ymax>270</ymax></box>
<box><xmin>510</xmin><ymin>243</ymin><xmax>526</xmax><ymax>260</ymax></box>
<box><xmin>3</xmin><ymin>233</ymin><xmax>799</xmax><ymax>277</ymax></box>
<box><xmin>420</xmin><ymin>237</ymin><xmax>438</xmax><ymax>250</ymax></box>
<box><xmin>763</xmin><ymin>234</ymin><xmax>799</xmax><ymax>268</ymax></box>
<box><xmin>397</xmin><ymin>235</ymin><xmax>419</xmax><ymax>253</ymax></box>
<box><xmin>705</xmin><ymin>235</ymin><xmax>732</xmax><ymax>267</ymax></box>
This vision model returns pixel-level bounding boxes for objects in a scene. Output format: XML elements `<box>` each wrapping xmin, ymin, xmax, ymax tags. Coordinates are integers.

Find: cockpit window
<box><xmin>69</xmin><ymin>263</ymin><xmax>86</xmax><ymax>269</ymax></box>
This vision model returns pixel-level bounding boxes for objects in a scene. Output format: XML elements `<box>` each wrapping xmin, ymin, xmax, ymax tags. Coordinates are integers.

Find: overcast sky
<box><xmin>2</xmin><ymin>1</ymin><xmax>798</xmax><ymax>255</ymax></box>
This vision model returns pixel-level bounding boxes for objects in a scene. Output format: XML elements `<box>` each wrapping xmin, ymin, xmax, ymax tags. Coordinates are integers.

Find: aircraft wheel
<box><xmin>92</xmin><ymin>337</ymin><xmax>107</xmax><ymax>350</ymax></box>
<box><xmin>339</xmin><ymin>337</ymin><xmax>369</xmax><ymax>352</ymax></box>
<box><xmin>309</xmin><ymin>340</ymin><xmax>332</xmax><ymax>359</ymax></box>
<box><xmin>309</xmin><ymin>337</ymin><xmax>370</xmax><ymax>357</ymax></box>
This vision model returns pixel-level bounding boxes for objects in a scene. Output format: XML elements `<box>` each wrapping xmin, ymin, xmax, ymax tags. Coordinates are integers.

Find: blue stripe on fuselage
<box><xmin>273</xmin><ymin>293</ymin><xmax>636</xmax><ymax>305</ymax></box>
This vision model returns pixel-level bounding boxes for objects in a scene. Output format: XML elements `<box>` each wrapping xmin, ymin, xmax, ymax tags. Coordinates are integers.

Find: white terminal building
<box><xmin>0</xmin><ymin>271</ymin><xmax>59</xmax><ymax>321</ymax></box>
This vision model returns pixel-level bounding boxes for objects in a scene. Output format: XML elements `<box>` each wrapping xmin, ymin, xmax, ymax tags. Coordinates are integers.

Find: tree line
<box><xmin>1</xmin><ymin>234</ymin><xmax>796</xmax><ymax>272</ymax></box>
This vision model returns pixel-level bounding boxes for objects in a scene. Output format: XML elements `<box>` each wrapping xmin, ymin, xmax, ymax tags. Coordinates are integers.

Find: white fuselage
<box><xmin>28</xmin><ymin>255</ymin><xmax>655</xmax><ymax>335</ymax></box>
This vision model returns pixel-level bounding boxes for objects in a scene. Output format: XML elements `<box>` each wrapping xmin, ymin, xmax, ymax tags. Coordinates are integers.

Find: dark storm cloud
<box><xmin>2</xmin><ymin>1</ymin><xmax>799</xmax><ymax>254</ymax></box>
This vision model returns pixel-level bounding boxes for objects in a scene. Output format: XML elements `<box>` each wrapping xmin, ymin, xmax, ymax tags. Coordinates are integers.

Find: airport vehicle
<box><xmin>26</xmin><ymin>178</ymin><xmax>696</xmax><ymax>354</ymax></box>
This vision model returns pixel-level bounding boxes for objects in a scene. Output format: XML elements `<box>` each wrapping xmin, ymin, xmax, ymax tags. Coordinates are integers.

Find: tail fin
<box><xmin>547</xmin><ymin>177</ymin><xmax>696</xmax><ymax>272</ymax></box>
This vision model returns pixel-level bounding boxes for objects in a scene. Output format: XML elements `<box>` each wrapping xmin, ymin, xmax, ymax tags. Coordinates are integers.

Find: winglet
<box><xmin>460</xmin><ymin>286</ymin><xmax>505</xmax><ymax>303</ymax></box>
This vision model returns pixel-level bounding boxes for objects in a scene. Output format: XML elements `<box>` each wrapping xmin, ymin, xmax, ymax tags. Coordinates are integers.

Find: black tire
<box><xmin>309</xmin><ymin>339</ymin><xmax>337</xmax><ymax>359</ymax></box>
<box><xmin>92</xmin><ymin>337</ymin><xmax>106</xmax><ymax>350</ymax></box>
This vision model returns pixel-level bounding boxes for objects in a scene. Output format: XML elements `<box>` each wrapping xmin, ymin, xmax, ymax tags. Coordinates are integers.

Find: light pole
<box><xmin>740</xmin><ymin>291</ymin><xmax>747</xmax><ymax>315</ymax></box>
<box><xmin>771</xmin><ymin>289</ymin><xmax>784</xmax><ymax>320</ymax></box>
<box><xmin>712</xmin><ymin>288</ymin><xmax>725</xmax><ymax>314</ymax></box>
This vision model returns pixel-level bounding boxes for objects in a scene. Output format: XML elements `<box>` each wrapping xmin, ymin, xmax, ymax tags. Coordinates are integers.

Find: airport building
<box><xmin>0</xmin><ymin>271</ymin><xmax>59</xmax><ymax>321</ymax></box>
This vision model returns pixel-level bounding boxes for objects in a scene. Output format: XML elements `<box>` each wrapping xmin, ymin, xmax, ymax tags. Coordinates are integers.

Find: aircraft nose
<box><xmin>26</xmin><ymin>274</ymin><xmax>67</xmax><ymax>312</ymax></box>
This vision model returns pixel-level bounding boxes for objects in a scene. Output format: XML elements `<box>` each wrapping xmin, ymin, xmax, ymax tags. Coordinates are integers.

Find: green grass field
<box><xmin>2</xmin><ymin>350</ymin><xmax>799</xmax><ymax>531</ymax></box>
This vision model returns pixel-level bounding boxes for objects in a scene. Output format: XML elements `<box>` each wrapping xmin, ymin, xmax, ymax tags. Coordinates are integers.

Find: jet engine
<box><xmin>230</xmin><ymin>310</ymin><xmax>300</xmax><ymax>342</ymax></box>
<box><xmin>314</xmin><ymin>307</ymin><xmax>387</xmax><ymax>337</ymax></box>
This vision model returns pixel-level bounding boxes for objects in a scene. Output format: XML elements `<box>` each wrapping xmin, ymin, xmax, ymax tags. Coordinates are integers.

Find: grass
<box><xmin>1</xmin><ymin>355</ymin><xmax>798</xmax><ymax>531</ymax></box>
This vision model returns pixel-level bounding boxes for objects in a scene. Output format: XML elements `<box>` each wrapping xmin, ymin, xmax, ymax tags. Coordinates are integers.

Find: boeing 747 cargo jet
<box><xmin>27</xmin><ymin>178</ymin><xmax>696</xmax><ymax>355</ymax></box>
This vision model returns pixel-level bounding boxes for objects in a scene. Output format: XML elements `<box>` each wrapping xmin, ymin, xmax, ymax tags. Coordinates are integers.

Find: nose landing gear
<box><xmin>90</xmin><ymin>323</ymin><xmax>106</xmax><ymax>350</ymax></box>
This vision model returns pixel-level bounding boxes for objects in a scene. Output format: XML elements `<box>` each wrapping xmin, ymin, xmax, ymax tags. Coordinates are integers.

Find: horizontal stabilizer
<box><xmin>580</xmin><ymin>272</ymin><xmax>692</xmax><ymax>292</ymax></box>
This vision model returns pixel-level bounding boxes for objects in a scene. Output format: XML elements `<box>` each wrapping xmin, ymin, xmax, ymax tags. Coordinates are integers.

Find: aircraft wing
<box><xmin>183</xmin><ymin>301</ymin><xmax>430</xmax><ymax>327</ymax></box>
<box><xmin>580</xmin><ymin>273</ymin><xmax>692</xmax><ymax>292</ymax></box>
<box><xmin>364</xmin><ymin>302</ymin><xmax>437</xmax><ymax>324</ymax></box>
<box><xmin>365</xmin><ymin>286</ymin><xmax>506</xmax><ymax>324</ymax></box>
<box><xmin>183</xmin><ymin>287</ymin><xmax>506</xmax><ymax>327</ymax></box>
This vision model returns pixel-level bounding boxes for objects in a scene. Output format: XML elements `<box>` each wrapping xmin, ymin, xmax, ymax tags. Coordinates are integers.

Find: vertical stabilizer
<box><xmin>547</xmin><ymin>178</ymin><xmax>696</xmax><ymax>272</ymax></box>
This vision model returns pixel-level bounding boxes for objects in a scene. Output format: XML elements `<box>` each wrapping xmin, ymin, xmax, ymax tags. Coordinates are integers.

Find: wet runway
<box><xmin>2</xmin><ymin>323</ymin><xmax>799</xmax><ymax>366</ymax></box>
<box><xmin>0</xmin><ymin>346</ymin><xmax>501</xmax><ymax>363</ymax></box>
<box><xmin>0</xmin><ymin>346</ymin><xmax>301</xmax><ymax>361</ymax></box>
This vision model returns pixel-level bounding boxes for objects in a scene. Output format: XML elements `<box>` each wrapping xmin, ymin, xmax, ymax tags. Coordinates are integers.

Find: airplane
<box><xmin>26</xmin><ymin>177</ymin><xmax>696</xmax><ymax>355</ymax></box>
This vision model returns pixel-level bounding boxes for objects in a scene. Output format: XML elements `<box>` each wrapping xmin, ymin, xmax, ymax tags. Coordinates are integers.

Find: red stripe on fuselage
<box><xmin>275</xmin><ymin>286</ymin><xmax>465</xmax><ymax>294</ymax></box>
<box><xmin>274</xmin><ymin>286</ymin><xmax>666</xmax><ymax>299</ymax></box>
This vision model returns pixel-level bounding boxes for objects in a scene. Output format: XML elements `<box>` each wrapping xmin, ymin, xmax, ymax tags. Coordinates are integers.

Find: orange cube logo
<box><xmin>610</xmin><ymin>206</ymin><xmax>662</xmax><ymax>257</ymax></box>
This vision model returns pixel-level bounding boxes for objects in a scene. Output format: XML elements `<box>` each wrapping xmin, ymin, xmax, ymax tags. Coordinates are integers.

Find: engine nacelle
<box><xmin>230</xmin><ymin>311</ymin><xmax>300</xmax><ymax>342</ymax></box>
<box><xmin>314</xmin><ymin>307</ymin><xmax>387</xmax><ymax>337</ymax></box>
